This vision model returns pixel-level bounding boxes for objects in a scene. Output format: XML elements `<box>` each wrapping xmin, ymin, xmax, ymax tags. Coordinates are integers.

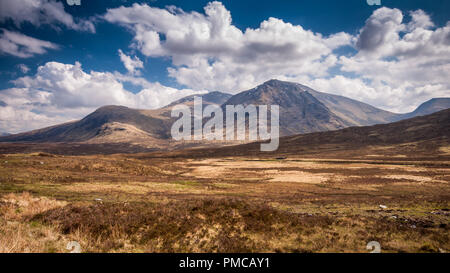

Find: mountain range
<box><xmin>165</xmin><ymin>107</ymin><xmax>450</xmax><ymax>158</ymax></box>
<box><xmin>0</xmin><ymin>79</ymin><xmax>449</xmax><ymax>150</ymax></box>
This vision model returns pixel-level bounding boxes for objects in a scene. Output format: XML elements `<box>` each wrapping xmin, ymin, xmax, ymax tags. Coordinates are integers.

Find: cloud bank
<box><xmin>104</xmin><ymin>3</ymin><xmax>450</xmax><ymax>112</ymax></box>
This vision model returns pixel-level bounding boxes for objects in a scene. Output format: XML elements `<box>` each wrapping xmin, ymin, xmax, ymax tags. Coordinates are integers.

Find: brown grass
<box><xmin>0</xmin><ymin>149</ymin><xmax>448</xmax><ymax>253</ymax></box>
<box><xmin>0</xmin><ymin>193</ymin><xmax>67</xmax><ymax>253</ymax></box>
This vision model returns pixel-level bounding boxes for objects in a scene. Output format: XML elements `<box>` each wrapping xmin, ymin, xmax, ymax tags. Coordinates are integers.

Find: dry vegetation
<box><xmin>0</xmin><ymin>146</ymin><xmax>448</xmax><ymax>253</ymax></box>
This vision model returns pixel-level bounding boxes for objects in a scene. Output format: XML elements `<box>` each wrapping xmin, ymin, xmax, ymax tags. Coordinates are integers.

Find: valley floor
<box><xmin>0</xmin><ymin>149</ymin><xmax>448</xmax><ymax>253</ymax></box>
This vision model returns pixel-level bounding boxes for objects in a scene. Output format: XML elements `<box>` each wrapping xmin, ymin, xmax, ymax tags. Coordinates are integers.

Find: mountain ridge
<box><xmin>1</xmin><ymin>80</ymin><xmax>448</xmax><ymax>147</ymax></box>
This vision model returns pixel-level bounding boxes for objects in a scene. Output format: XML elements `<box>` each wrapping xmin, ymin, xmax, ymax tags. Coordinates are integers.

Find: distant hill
<box><xmin>165</xmin><ymin>91</ymin><xmax>232</xmax><ymax>108</ymax></box>
<box><xmin>0</xmin><ymin>91</ymin><xmax>231</xmax><ymax>148</ymax></box>
<box><xmin>0</xmin><ymin>106</ymin><xmax>170</xmax><ymax>143</ymax></box>
<box><xmin>398</xmin><ymin>98</ymin><xmax>450</xmax><ymax>120</ymax></box>
<box><xmin>143</xmin><ymin>91</ymin><xmax>233</xmax><ymax>121</ymax></box>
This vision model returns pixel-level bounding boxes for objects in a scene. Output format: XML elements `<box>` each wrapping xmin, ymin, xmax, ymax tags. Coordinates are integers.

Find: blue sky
<box><xmin>1</xmin><ymin>0</ymin><xmax>449</xmax><ymax>90</ymax></box>
<box><xmin>0</xmin><ymin>0</ymin><xmax>449</xmax><ymax>133</ymax></box>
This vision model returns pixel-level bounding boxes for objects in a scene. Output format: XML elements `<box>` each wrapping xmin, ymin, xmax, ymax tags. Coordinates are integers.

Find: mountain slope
<box><xmin>305</xmin><ymin>88</ymin><xmax>400</xmax><ymax>125</ymax></box>
<box><xmin>0</xmin><ymin>91</ymin><xmax>232</xmax><ymax>145</ymax></box>
<box><xmin>165</xmin><ymin>91</ymin><xmax>232</xmax><ymax>108</ymax></box>
<box><xmin>139</xmin><ymin>91</ymin><xmax>232</xmax><ymax>121</ymax></box>
<box><xmin>0</xmin><ymin>106</ymin><xmax>170</xmax><ymax>143</ymax></box>
<box><xmin>223</xmin><ymin>79</ymin><xmax>352</xmax><ymax>136</ymax></box>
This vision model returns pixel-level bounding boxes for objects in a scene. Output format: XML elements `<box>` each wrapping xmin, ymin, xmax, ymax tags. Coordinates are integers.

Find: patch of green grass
<box><xmin>0</xmin><ymin>183</ymin><xmax>26</xmax><ymax>193</ymax></box>
<box><xmin>29</xmin><ymin>221</ymin><xmax>42</xmax><ymax>228</ymax></box>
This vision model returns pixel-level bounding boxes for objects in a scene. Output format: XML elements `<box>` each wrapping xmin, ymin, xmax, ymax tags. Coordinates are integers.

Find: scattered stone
<box><xmin>410</xmin><ymin>225</ymin><xmax>417</xmax><ymax>229</ymax></box>
<box><xmin>391</xmin><ymin>216</ymin><xmax>397</xmax><ymax>219</ymax></box>
<box><xmin>430</xmin><ymin>210</ymin><xmax>449</xmax><ymax>216</ymax></box>
<box><xmin>439</xmin><ymin>248</ymin><xmax>447</xmax><ymax>253</ymax></box>
<box><xmin>379</xmin><ymin>205</ymin><xmax>388</xmax><ymax>209</ymax></box>
<box><xmin>94</xmin><ymin>198</ymin><xmax>103</xmax><ymax>202</ymax></box>
<box><xmin>40</xmin><ymin>161</ymin><xmax>44</xmax><ymax>165</ymax></box>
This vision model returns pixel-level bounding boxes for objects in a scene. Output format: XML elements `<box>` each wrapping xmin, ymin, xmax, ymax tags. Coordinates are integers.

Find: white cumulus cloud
<box><xmin>104</xmin><ymin>1</ymin><xmax>352</xmax><ymax>93</ymax></box>
<box><xmin>337</xmin><ymin>7</ymin><xmax>450</xmax><ymax>112</ymax></box>
<box><xmin>118</xmin><ymin>49</ymin><xmax>144</xmax><ymax>75</ymax></box>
